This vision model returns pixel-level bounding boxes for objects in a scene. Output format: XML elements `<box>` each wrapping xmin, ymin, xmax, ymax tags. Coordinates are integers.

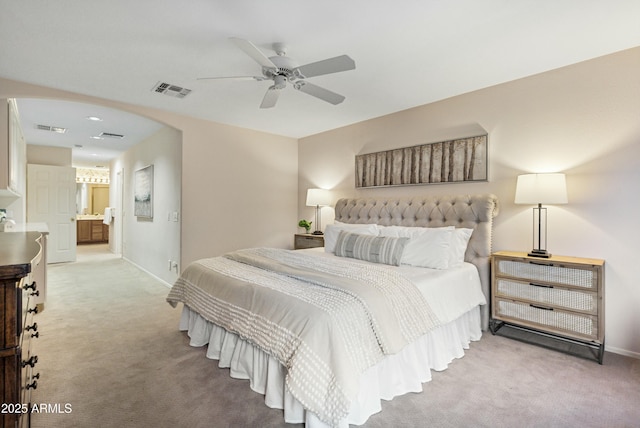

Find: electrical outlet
<box><xmin>171</xmin><ymin>261</ymin><xmax>179</xmax><ymax>272</ymax></box>
<box><xmin>168</xmin><ymin>260</ymin><xmax>173</xmax><ymax>270</ymax></box>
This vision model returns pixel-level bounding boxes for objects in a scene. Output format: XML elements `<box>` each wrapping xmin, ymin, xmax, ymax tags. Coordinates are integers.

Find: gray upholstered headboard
<box><xmin>334</xmin><ymin>193</ymin><xmax>499</xmax><ymax>330</ymax></box>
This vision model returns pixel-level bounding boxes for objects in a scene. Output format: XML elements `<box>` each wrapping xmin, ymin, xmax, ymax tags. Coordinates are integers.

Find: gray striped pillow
<box><xmin>334</xmin><ymin>231</ymin><xmax>409</xmax><ymax>266</ymax></box>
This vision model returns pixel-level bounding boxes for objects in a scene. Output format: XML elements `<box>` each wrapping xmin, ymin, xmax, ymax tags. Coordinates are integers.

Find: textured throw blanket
<box><xmin>167</xmin><ymin>248</ymin><xmax>440</xmax><ymax>427</ymax></box>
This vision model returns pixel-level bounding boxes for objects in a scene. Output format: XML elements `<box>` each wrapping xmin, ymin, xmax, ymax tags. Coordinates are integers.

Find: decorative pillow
<box><xmin>334</xmin><ymin>231</ymin><xmax>409</xmax><ymax>266</ymax></box>
<box><xmin>324</xmin><ymin>223</ymin><xmax>379</xmax><ymax>253</ymax></box>
<box><xmin>448</xmin><ymin>228</ymin><xmax>474</xmax><ymax>267</ymax></box>
<box><xmin>379</xmin><ymin>226</ymin><xmax>454</xmax><ymax>269</ymax></box>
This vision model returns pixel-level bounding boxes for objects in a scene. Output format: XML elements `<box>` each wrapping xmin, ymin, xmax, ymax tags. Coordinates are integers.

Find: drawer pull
<box><xmin>24</xmin><ymin>281</ymin><xmax>37</xmax><ymax>291</ymax></box>
<box><xmin>25</xmin><ymin>322</ymin><xmax>38</xmax><ymax>332</ymax></box>
<box><xmin>28</xmin><ymin>306</ymin><xmax>39</xmax><ymax>314</ymax></box>
<box><xmin>529</xmin><ymin>282</ymin><xmax>553</xmax><ymax>289</ymax></box>
<box><xmin>529</xmin><ymin>261</ymin><xmax>554</xmax><ymax>267</ymax></box>
<box><xmin>31</xmin><ymin>332</ymin><xmax>40</xmax><ymax>339</ymax></box>
<box><xmin>22</xmin><ymin>355</ymin><xmax>38</xmax><ymax>368</ymax></box>
<box><xmin>31</xmin><ymin>290</ymin><xmax>40</xmax><ymax>297</ymax></box>
<box><xmin>27</xmin><ymin>380</ymin><xmax>38</xmax><ymax>390</ymax></box>
<box><xmin>530</xmin><ymin>303</ymin><xmax>554</xmax><ymax>311</ymax></box>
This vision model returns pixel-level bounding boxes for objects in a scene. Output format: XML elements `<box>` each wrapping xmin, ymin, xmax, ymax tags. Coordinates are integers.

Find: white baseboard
<box><xmin>122</xmin><ymin>256</ymin><xmax>172</xmax><ymax>289</ymax></box>
<box><xmin>606</xmin><ymin>345</ymin><xmax>640</xmax><ymax>360</ymax></box>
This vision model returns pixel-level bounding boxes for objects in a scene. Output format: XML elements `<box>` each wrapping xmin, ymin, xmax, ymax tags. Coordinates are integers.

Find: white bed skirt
<box><xmin>179</xmin><ymin>305</ymin><xmax>482</xmax><ymax>427</ymax></box>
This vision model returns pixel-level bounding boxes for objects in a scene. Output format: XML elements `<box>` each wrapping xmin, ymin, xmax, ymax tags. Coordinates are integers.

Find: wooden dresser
<box><xmin>490</xmin><ymin>251</ymin><xmax>605</xmax><ymax>363</ymax></box>
<box><xmin>1</xmin><ymin>232</ymin><xmax>43</xmax><ymax>427</ymax></box>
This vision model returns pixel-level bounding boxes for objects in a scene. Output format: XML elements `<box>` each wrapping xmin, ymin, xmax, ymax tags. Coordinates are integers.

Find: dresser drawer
<box><xmin>494</xmin><ymin>298</ymin><xmax>599</xmax><ymax>342</ymax></box>
<box><xmin>495</xmin><ymin>258</ymin><xmax>599</xmax><ymax>291</ymax></box>
<box><xmin>495</xmin><ymin>278</ymin><xmax>598</xmax><ymax>314</ymax></box>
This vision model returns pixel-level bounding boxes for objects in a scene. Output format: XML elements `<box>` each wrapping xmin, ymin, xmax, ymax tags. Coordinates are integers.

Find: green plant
<box><xmin>298</xmin><ymin>219</ymin><xmax>312</xmax><ymax>232</ymax></box>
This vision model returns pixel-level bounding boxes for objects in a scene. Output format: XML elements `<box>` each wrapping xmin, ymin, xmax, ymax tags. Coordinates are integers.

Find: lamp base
<box><xmin>528</xmin><ymin>249</ymin><xmax>551</xmax><ymax>258</ymax></box>
<box><xmin>312</xmin><ymin>231</ymin><xmax>324</xmax><ymax>235</ymax></box>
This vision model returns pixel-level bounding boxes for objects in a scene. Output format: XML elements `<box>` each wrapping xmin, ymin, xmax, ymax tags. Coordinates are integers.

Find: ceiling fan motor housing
<box><xmin>265</xmin><ymin>55</ymin><xmax>299</xmax><ymax>80</ymax></box>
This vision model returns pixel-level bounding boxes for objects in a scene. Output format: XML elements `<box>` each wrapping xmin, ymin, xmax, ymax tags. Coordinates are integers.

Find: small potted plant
<box><xmin>298</xmin><ymin>219</ymin><xmax>312</xmax><ymax>234</ymax></box>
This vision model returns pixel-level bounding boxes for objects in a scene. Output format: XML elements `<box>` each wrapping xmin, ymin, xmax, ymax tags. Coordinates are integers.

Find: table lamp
<box><xmin>306</xmin><ymin>188</ymin><xmax>331</xmax><ymax>235</ymax></box>
<box><xmin>515</xmin><ymin>173</ymin><xmax>568</xmax><ymax>258</ymax></box>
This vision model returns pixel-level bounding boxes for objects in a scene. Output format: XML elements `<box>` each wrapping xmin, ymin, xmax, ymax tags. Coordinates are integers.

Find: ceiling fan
<box><xmin>198</xmin><ymin>37</ymin><xmax>356</xmax><ymax>109</ymax></box>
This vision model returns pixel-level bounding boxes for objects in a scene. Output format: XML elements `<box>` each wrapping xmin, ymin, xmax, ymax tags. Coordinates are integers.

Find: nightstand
<box><xmin>294</xmin><ymin>234</ymin><xmax>324</xmax><ymax>249</ymax></box>
<box><xmin>490</xmin><ymin>251</ymin><xmax>605</xmax><ymax>363</ymax></box>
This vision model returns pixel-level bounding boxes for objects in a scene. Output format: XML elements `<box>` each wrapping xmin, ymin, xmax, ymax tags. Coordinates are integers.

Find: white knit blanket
<box><xmin>167</xmin><ymin>248</ymin><xmax>440</xmax><ymax>427</ymax></box>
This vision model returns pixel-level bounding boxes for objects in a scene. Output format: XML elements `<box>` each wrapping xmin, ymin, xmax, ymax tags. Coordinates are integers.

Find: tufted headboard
<box><xmin>334</xmin><ymin>193</ymin><xmax>499</xmax><ymax>330</ymax></box>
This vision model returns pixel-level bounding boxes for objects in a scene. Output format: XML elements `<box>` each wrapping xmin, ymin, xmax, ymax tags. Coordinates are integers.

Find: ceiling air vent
<box><xmin>36</xmin><ymin>124</ymin><xmax>67</xmax><ymax>133</ymax></box>
<box><xmin>152</xmin><ymin>81</ymin><xmax>192</xmax><ymax>99</ymax></box>
<box><xmin>99</xmin><ymin>132</ymin><xmax>125</xmax><ymax>139</ymax></box>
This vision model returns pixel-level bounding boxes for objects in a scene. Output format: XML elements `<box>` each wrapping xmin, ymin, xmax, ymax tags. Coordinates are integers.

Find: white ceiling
<box><xmin>1</xmin><ymin>0</ymin><xmax>639</xmax><ymax>168</ymax></box>
<box><xmin>15</xmin><ymin>98</ymin><xmax>164</xmax><ymax>168</ymax></box>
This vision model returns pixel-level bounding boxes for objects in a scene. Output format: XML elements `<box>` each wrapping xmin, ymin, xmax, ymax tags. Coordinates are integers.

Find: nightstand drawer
<box><xmin>495</xmin><ymin>259</ymin><xmax>598</xmax><ymax>291</ymax></box>
<box><xmin>495</xmin><ymin>278</ymin><xmax>598</xmax><ymax>314</ymax></box>
<box><xmin>494</xmin><ymin>298</ymin><xmax>599</xmax><ymax>341</ymax></box>
<box><xmin>294</xmin><ymin>234</ymin><xmax>324</xmax><ymax>249</ymax></box>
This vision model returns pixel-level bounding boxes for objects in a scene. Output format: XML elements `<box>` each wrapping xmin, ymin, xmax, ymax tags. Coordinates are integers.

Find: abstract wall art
<box><xmin>134</xmin><ymin>164</ymin><xmax>154</xmax><ymax>218</ymax></box>
<box><xmin>355</xmin><ymin>134</ymin><xmax>488</xmax><ymax>188</ymax></box>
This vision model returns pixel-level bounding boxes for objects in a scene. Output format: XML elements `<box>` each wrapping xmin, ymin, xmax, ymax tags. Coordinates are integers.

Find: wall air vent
<box><xmin>99</xmin><ymin>132</ymin><xmax>125</xmax><ymax>139</ymax></box>
<box><xmin>36</xmin><ymin>124</ymin><xmax>67</xmax><ymax>133</ymax></box>
<box><xmin>152</xmin><ymin>81</ymin><xmax>192</xmax><ymax>99</ymax></box>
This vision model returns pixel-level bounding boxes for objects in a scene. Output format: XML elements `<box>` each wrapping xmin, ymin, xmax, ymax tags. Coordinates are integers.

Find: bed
<box><xmin>167</xmin><ymin>193</ymin><xmax>499</xmax><ymax>427</ymax></box>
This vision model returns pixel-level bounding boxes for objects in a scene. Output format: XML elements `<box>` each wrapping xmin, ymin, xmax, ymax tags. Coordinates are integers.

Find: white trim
<box><xmin>123</xmin><ymin>256</ymin><xmax>172</xmax><ymax>289</ymax></box>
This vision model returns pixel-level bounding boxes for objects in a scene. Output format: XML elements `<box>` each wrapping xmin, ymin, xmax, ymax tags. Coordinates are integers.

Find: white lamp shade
<box><xmin>515</xmin><ymin>173</ymin><xmax>568</xmax><ymax>205</ymax></box>
<box><xmin>306</xmin><ymin>188</ymin><xmax>331</xmax><ymax>207</ymax></box>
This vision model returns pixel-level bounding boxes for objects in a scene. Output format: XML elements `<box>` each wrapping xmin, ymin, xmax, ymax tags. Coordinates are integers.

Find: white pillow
<box><xmin>448</xmin><ymin>228</ymin><xmax>474</xmax><ymax>267</ymax></box>
<box><xmin>324</xmin><ymin>223</ymin><xmax>380</xmax><ymax>253</ymax></box>
<box><xmin>379</xmin><ymin>226</ymin><xmax>454</xmax><ymax>269</ymax></box>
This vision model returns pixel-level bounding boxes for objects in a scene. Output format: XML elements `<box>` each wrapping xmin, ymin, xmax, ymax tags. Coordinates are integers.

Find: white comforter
<box><xmin>169</xmin><ymin>248</ymin><xmax>486</xmax><ymax>427</ymax></box>
<box><xmin>304</xmin><ymin>248</ymin><xmax>486</xmax><ymax>323</ymax></box>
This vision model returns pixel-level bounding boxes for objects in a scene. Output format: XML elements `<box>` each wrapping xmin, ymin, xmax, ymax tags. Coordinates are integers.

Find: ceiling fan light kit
<box><xmin>199</xmin><ymin>37</ymin><xmax>356</xmax><ymax>108</ymax></box>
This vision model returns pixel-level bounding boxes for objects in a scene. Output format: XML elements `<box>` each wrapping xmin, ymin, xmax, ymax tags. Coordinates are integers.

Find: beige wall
<box><xmin>299</xmin><ymin>47</ymin><xmax>640</xmax><ymax>357</ymax></box>
<box><xmin>112</xmin><ymin>126</ymin><xmax>182</xmax><ymax>285</ymax></box>
<box><xmin>27</xmin><ymin>144</ymin><xmax>72</xmax><ymax>166</ymax></box>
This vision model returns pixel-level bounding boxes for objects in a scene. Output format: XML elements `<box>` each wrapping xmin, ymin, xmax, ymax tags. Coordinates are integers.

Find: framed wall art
<box><xmin>355</xmin><ymin>134</ymin><xmax>487</xmax><ymax>188</ymax></box>
<box><xmin>134</xmin><ymin>164</ymin><xmax>154</xmax><ymax>218</ymax></box>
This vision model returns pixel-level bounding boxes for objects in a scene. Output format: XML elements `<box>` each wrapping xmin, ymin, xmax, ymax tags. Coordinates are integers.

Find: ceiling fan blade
<box><xmin>294</xmin><ymin>55</ymin><xmax>355</xmax><ymax>79</ymax></box>
<box><xmin>260</xmin><ymin>88</ymin><xmax>281</xmax><ymax>109</ymax></box>
<box><xmin>197</xmin><ymin>76</ymin><xmax>266</xmax><ymax>81</ymax></box>
<box><xmin>230</xmin><ymin>37</ymin><xmax>278</xmax><ymax>70</ymax></box>
<box><xmin>293</xmin><ymin>81</ymin><xmax>345</xmax><ymax>105</ymax></box>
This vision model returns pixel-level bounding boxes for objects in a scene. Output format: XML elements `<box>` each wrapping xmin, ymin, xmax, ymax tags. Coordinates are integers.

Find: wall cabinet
<box><xmin>0</xmin><ymin>98</ymin><xmax>26</xmax><ymax>206</ymax></box>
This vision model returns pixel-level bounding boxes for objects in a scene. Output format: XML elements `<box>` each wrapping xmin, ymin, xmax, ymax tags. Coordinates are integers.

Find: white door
<box><xmin>27</xmin><ymin>164</ymin><xmax>77</xmax><ymax>263</ymax></box>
